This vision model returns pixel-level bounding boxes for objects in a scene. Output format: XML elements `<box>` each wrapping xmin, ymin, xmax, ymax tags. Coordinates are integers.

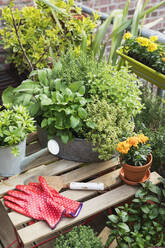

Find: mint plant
<box><xmin>106</xmin><ymin>179</ymin><xmax>165</xmax><ymax>248</ymax></box>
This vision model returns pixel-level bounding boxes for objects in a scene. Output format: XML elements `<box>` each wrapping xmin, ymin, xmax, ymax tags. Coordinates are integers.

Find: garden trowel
<box><xmin>24</xmin><ymin>175</ymin><xmax>104</xmax><ymax>192</ymax></box>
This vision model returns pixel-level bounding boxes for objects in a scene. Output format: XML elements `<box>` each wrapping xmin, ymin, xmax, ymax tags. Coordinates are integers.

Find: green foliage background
<box><xmin>0</xmin><ymin>0</ymin><xmax>99</xmax><ymax>74</ymax></box>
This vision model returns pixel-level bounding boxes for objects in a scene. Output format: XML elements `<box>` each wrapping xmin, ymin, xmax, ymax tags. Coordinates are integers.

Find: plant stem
<box><xmin>34</xmin><ymin>48</ymin><xmax>48</xmax><ymax>67</ymax></box>
<box><xmin>10</xmin><ymin>7</ymin><xmax>34</xmax><ymax>72</ymax></box>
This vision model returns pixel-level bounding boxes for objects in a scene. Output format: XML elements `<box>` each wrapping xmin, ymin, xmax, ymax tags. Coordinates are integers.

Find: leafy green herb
<box><xmin>106</xmin><ymin>179</ymin><xmax>165</xmax><ymax>248</ymax></box>
<box><xmin>53</xmin><ymin>225</ymin><xmax>103</xmax><ymax>248</ymax></box>
<box><xmin>0</xmin><ymin>105</ymin><xmax>36</xmax><ymax>156</ymax></box>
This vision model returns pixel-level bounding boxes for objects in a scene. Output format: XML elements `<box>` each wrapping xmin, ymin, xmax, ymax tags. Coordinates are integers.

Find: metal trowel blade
<box><xmin>24</xmin><ymin>175</ymin><xmax>64</xmax><ymax>192</ymax></box>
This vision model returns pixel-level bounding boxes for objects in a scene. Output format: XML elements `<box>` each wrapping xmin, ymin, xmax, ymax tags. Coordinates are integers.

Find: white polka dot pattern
<box><xmin>4</xmin><ymin>176</ymin><xmax>83</xmax><ymax>229</ymax></box>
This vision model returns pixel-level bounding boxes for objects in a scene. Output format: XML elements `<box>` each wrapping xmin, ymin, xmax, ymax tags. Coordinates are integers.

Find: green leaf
<box><xmin>141</xmin><ymin>0</ymin><xmax>165</xmax><ymax>20</ymax></box>
<box><xmin>38</xmin><ymin>69</ymin><xmax>49</xmax><ymax>86</ymax></box>
<box><xmin>162</xmin><ymin>189</ymin><xmax>165</xmax><ymax>198</ymax></box>
<box><xmin>78</xmin><ymin>86</ymin><xmax>85</xmax><ymax>96</ymax></box>
<box><xmin>55</xmin><ymin>79</ymin><xmax>61</xmax><ymax>91</ymax></box>
<box><xmin>108</xmin><ymin>214</ymin><xmax>119</xmax><ymax>224</ymax></box>
<box><xmin>78</xmin><ymin>107</ymin><xmax>87</xmax><ymax>119</ymax></box>
<box><xmin>133</xmin><ymin>222</ymin><xmax>141</xmax><ymax>232</ymax></box>
<box><xmin>69</xmin><ymin>82</ymin><xmax>82</xmax><ymax>92</ymax></box>
<box><xmin>149</xmin><ymin>207</ymin><xmax>159</xmax><ymax>219</ymax></box>
<box><xmin>55</xmin><ymin>92</ymin><xmax>64</xmax><ymax>103</ymax></box>
<box><xmin>149</xmin><ymin>184</ymin><xmax>160</xmax><ymax>195</ymax></box>
<box><xmin>2</xmin><ymin>86</ymin><xmax>15</xmax><ymax>105</ymax></box>
<box><xmin>92</xmin><ymin>12</ymin><xmax>114</xmax><ymax>56</ymax></box>
<box><xmin>159</xmin><ymin>208</ymin><xmax>165</xmax><ymax>215</ymax></box>
<box><xmin>118</xmin><ymin>222</ymin><xmax>130</xmax><ymax>232</ymax></box>
<box><xmin>141</xmin><ymin>205</ymin><xmax>150</xmax><ymax>214</ymax></box>
<box><xmin>86</xmin><ymin>121</ymin><xmax>96</xmax><ymax>129</ymax></box>
<box><xmin>41</xmin><ymin>119</ymin><xmax>48</xmax><ymax>128</ymax></box>
<box><xmin>61</xmin><ymin>134</ymin><xmax>69</xmax><ymax>144</ymax></box>
<box><xmin>40</xmin><ymin>94</ymin><xmax>52</xmax><ymax>106</ymax></box>
<box><xmin>70</xmin><ymin>116</ymin><xmax>80</xmax><ymax>129</ymax></box>
<box><xmin>135</xmin><ymin>189</ymin><xmax>146</xmax><ymax>198</ymax></box>
<box><xmin>145</xmin><ymin>196</ymin><xmax>160</xmax><ymax>203</ymax></box>
<box><xmin>30</xmin><ymin>103</ymin><xmax>40</xmax><ymax>116</ymax></box>
<box><xmin>51</xmin><ymin>9</ymin><xmax>63</xmax><ymax>32</ymax></box>
<box><xmin>39</xmin><ymin>0</ymin><xmax>68</xmax><ymax>15</ymax></box>
<box><xmin>124</xmin><ymin>236</ymin><xmax>133</xmax><ymax>243</ymax></box>
<box><xmin>131</xmin><ymin>0</ymin><xmax>143</xmax><ymax>36</ymax></box>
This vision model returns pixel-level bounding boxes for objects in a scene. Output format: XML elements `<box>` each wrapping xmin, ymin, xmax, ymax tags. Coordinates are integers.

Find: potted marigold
<box><xmin>117</xmin><ymin>32</ymin><xmax>165</xmax><ymax>89</ymax></box>
<box><xmin>117</xmin><ymin>134</ymin><xmax>152</xmax><ymax>184</ymax></box>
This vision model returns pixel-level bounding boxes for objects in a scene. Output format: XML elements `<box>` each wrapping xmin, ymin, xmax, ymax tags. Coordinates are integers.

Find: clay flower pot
<box><xmin>121</xmin><ymin>154</ymin><xmax>152</xmax><ymax>182</ymax></box>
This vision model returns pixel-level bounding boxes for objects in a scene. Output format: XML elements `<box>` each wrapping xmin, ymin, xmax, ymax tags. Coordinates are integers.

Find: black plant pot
<box><xmin>37</xmin><ymin>125</ymin><xmax>102</xmax><ymax>163</ymax></box>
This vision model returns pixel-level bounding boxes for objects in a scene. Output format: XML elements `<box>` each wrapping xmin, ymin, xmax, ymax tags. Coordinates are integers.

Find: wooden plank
<box><xmin>0</xmin><ymin>160</ymin><xmax>82</xmax><ymax>196</ymax></box>
<box><xmin>0</xmin><ymin>201</ymin><xmax>24</xmax><ymax>248</ymax></box>
<box><xmin>62</xmin><ymin>157</ymin><xmax>119</xmax><ymax>184</ymax></box>
<box><xmin>9</xmin><ymin>168</ymin><xmax>121</xmax><ymax>227</ymax></box>
<box><xmin>1</xmin><ymin>157</ymin><xmax>118</xmax><ymax>196</ymax></box>
<box><xmin>18</xmin><ymin>172</ymin><xmax>161</xmax><ymax>245</ymax></box>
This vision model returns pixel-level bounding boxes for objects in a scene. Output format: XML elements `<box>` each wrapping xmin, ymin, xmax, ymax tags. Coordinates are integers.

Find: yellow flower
<box><xmin>117</xmin><ymin>141</ymin><xmax>130</xmax><ymax>154</ymax></box>
<box><xmin>150</xmin><ymin>36</ymin><xmax>158</xmax><ymax>42</ymax></box>
<box><xmin>162</xmin><ymin>57</ymin><xmax>165</xmax><ymax>62</ymax></box>
<box><xmin>137</xmin><ymin>134</ymin><xmax>149</xmax><ymax>143</ymax></box>
<box><xmin>136</xmin><ymin>37</ymin><xmax>149</xmax><ymax>47</ymax></box>
<box><xmin>123</xmin><ymin>32</ymin><xmax>132</xmax><ymax>40</ymax></box>
<box><xmin>147</xmin><ymin>42</ymin><xmax>158</xmax><ymax>52</ymax></box>
<box><xmin>127</xmin><ymin>136</ymin><xmax>139</xmax><ymax>147</ymax></box>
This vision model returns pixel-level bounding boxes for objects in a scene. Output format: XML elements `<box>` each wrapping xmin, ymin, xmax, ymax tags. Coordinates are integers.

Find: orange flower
<box><xmin>117</xmin><ymin>141</ymin><xmax>130</xmax><ymax>154</ymax></box>
<box><xmin>137</xmin><ymin>134</ymin><xmax>149</xmax><ymax>143</ymax></box>
<box><xmin>162</xmin><ymin>57</ymin><xmax>165</xmax><ymax>62</ymax></box>
<box><xmin>127</xmin><ymin>136</ymin><xmax>139</xmax><ymax>147</ymax></box>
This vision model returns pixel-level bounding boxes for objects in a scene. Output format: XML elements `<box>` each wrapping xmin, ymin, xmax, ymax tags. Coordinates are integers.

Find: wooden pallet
<box><xmin>0</xmin><ymin>133</ymin><xmax>161</xmax><ymax>247</ymax></box>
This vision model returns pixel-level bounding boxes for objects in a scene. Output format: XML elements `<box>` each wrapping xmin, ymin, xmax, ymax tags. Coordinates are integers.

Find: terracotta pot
<box><xmin>121</xmin><ymin>154</ymin><xmax>152</xmax><ymax>182</ymax></box>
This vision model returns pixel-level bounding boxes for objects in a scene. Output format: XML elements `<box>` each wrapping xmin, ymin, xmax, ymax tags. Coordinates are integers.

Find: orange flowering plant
<box><xmin>117</xmin><ymin>134</ymin><xmax>152</xmax><ymax>166</ymax></box>
<box><xmin>120</xmin><ymin>32</ymin><xmax>165</xmax><ymax>75</ymax></box>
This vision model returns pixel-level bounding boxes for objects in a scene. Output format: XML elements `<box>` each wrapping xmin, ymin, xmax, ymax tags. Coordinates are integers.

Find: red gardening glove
<box><xmin>29</xmin><ymin>177</ymin><xmax>82</xmax><ymax>217</ymax></box>
<box><xmin>4</xmin><ymin>177</ymin><xmax>82</xmax><ymax>229</ymax></box>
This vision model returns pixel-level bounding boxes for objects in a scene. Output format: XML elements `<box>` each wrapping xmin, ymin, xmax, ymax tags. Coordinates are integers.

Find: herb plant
<box><xmin>2</xmin><ymin>50</ymin><xmax>143</xmax><ymax>159</ymax></box>
<box><xmin>81</xmin><ymin>98</ymin><xmax>134</xmax><ymax>161</ymax></box>
<box><xmin>0</xmin><ymin>105</ymin><xmax>36</xmax><ymax>155</ymax></box>
<box><xmin>53</xmin><ymin>225</ymin><xmax>103</xmax><ymax>248</ymax></box>
<box><xmin>106</xmin><ymin>179</ymin><xmax>165</xmax><ymax>248</ymax></box>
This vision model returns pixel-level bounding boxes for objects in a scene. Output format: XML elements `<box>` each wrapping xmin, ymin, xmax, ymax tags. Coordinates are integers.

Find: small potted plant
<box><xmin>117</xmin><ymin>32</ymin><xmax>165</xmax><ymax>89</ymax></box>
<box><xmin>0</xmin><ymin>105</ymin><xmax>37</xmax><ymax>176</ymax></box>
<box><xmin>117</xmin><ymin>133</ymin><xmax>152</xmax><ymax>184</ymax></box>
